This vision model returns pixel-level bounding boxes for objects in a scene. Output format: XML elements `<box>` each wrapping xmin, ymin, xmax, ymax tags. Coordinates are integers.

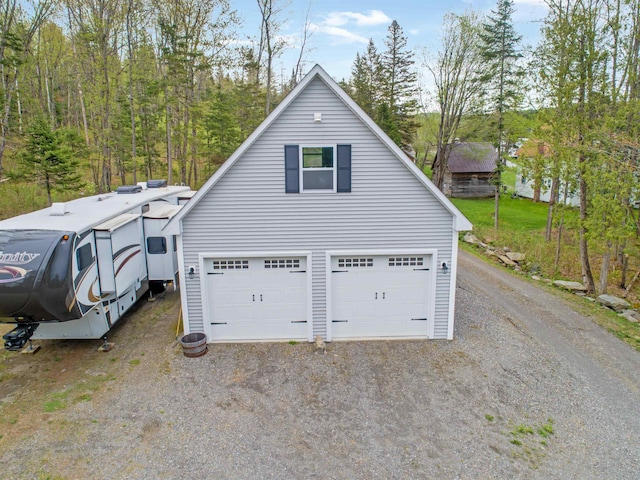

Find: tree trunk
<box><xmin>578</xmin><ymin>158</ymin><xmax>596</xmax><ymax>293</ymax></box>
<box><xmin>545</xmin><ymin>174</ymin><xmax>559</xmax><ymax>242</ymax></box>
<box><xmin>599</xmin><ymin>246</ymin><xmax>611</xmax><ymax>295</ymax></box>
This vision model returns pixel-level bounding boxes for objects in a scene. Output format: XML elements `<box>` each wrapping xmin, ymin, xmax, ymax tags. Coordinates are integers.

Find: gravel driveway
<box><xmin>1</xmin><ymin>250</ymin><xmax>640</xmax><ymax>479</ymax></box>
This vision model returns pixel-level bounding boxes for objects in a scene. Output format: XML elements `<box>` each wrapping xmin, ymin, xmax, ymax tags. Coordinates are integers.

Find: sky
<box><xmin>231</xmin><ymin>0</ymin><xmax>550</xmax><ymax>85</ymax></box>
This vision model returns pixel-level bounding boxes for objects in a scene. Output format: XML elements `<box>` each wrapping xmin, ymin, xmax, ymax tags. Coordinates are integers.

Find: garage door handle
<box><xmin>332</xmin><ymin>270</ymin><xmax>348</xmax><ymax>273</ymax></box>
<box><xmin>208</xmin><ymin>272</ymin><xmax>224</xmax><ymax>275</ymax></box>
<box><xmin>332</xmin><ymin>320</ymin><xmax>348</xmax><ymax>323</ymax></box>
<box><xmin>210</xmin><ymin>322</ymin><xmax>228</xmax><ymax>325</ymax></box>
<box><xmin>291</xmin><ymin>320</ymin><xmax>307</xmax><ymax>324</ymax></box>
<box><xmin>411</xmin><ymin>318</ymin><xmax>428</xmax><ymax>321</ymax></box>
<box><xmin>414</xmin><ymin>268</ymin><xmax>430</xmax><ymax>271</ymax></box>
<box><xmin>290</xmin><ymin>270</ymin><xmax>306</xmax><ymax>273</ymax></box>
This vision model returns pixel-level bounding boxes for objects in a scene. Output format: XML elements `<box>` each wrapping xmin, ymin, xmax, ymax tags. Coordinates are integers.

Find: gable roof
<box><xmin>166</xmin><ymin>65</ymin><xmax>472</xmax><ymax>232</ymax></box>
<box><xmin>443</xmin><ymin>142</ymin><xmax>498</xmax><ymax>174</ymax></box>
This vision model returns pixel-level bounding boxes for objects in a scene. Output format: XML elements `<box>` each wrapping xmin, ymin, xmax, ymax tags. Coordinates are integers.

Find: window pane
<box><xmin>147</xmin><ymin>236</ymin><xmax>167</xmax><ymax>254</ymax></box>
<box><xmin>76</xmin><ymin>244</ymin><xmax>93</xmax><ymax>271</ymax></box>
<box><xmin>303</xmin><ymin>170</ymin><xmax>333</xmax><ymax>190</ymax></box>
<box><xmin>303</xmin><ymin>147</ymin><xmax>333</xmax><ymax>168</ymax></box>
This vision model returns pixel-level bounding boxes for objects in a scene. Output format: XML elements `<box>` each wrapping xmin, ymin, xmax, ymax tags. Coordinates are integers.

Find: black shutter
<box><xmin>337</xmin><ymin>144</ymin><xmax>352</xmax><ymax>193</ymax></box>
<box><xmin>284</xmin><ymin>145</ymin><xmax>299</xmax><ymax>193</ymax></box>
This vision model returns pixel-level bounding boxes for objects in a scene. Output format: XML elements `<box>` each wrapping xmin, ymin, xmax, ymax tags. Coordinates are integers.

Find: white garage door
<box><xmin>204</xmin><ymin>256</ymin><xmax>308</xmax><ymax>341</ymax></box>
<box><xmin>330</xmin><ymin>254</ymin><xmax>433</xmax><ymax>339</ymax></box>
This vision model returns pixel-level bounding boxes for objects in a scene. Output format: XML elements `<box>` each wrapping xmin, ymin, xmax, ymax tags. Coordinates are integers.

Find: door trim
<box><xmin>199</xmin><ymin>251</ymin><xmax>313</xmax><ymax>342</ymax></box>
<box><xmin>326</xmin><ymin>249</ymin><xmax>438</xmax><ymax>341</ymax></box>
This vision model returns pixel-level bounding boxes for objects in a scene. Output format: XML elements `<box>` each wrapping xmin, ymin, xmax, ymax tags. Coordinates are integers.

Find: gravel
<box><xmin>1</xmin><ymin>250</ymin><xmax>640</xmax><ymax>479</ymax></box>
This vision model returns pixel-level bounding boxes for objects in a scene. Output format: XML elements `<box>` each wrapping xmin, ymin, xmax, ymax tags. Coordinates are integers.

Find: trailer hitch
<box><xmin>3</xmin><ymin>324</ymin><xmax>38</xmax><ymax>351</ymax></box>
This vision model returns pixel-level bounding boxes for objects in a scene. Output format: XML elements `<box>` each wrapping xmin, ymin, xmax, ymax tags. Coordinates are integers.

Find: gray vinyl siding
<box><xmin>182</xmin><ymin>76</ymin><xmax>455</xmax><ymax>339</ymax></box>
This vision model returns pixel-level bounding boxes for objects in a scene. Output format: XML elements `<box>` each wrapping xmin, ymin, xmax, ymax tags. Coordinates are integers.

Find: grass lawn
<box><xmin>451</xmin><ymin>195</ymin><xmax>555</xmax><ymax>232</ymax></box>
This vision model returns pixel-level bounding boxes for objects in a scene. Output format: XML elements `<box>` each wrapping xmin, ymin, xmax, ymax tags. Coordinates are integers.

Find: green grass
<box><xmin>43</xmin><ymin>391</ymin><xmax>70</xmax><ymax>412</ymax></box>
<box><xmin>451</xmin><ymin>195</ymin><xmax>554</xmax><ymax>232</ymax></box>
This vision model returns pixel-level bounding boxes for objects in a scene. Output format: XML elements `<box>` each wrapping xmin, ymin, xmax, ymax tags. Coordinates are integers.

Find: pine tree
<box><xmin>380</xmin><ymin>20</ymin><xmax>418</xmax><ymax>149</ymax></box>
<box><xmin>18</xmin><ymin>118</ymin><xmax>84</xmax><ymax>205</ymax></box>
<box><xmin>479</xmin><ymin>0</ymin><xmax>524</xmax><ymax>230</ymax></box>
<box><xmin>350</xmin><ymin>40</ymin><xmax>382</xmax><ymax>120</ymax></box>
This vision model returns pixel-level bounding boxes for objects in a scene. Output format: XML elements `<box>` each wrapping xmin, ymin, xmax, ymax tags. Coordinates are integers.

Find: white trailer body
<box><xmin>0</xmin><ymin>183</ymin><xmax>191</xmax><ymax>349</ymax></box>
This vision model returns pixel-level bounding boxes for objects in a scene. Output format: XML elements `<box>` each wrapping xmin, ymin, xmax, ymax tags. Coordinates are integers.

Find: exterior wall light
<box><xmin>441</xmin><ymin>262</ymin><xmax>448</xmax><ymax>273</ymax></box>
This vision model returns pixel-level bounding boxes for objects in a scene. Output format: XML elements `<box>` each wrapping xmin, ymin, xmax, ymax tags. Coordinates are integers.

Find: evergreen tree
<box><xmin>350</xmin><ymin>40</ymin><xmax>382</xmax><ymax>120</ymax></box>
<box><xmin>478</xmin><ymin>0</ymin><xmax>524</xmax><ymax>230</ymax></box>
<box><xmin>18</xmin><ymin>118</ymin><xmax>84</xmax><ymax>205</ymax></box>
<box><xmin>380</xmin><ymin>20</ymin><xmax>418</xmax><ymax>149</ymax></box>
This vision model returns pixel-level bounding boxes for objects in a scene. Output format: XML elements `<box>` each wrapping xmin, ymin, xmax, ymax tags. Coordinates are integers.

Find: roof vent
<box><xmin>50</xmin><ymin>202</ymin><xmax>69</xmax><ymax>216</ymax></box>
<box><xmin>147</xmin><ymin>179</ymin><xmax>167</xmax><ymax>188</ymax></box>
<box><xmin>116</xmin><ymin>185</ymin><xmax>143</xmax><ymax>194</ymax></box>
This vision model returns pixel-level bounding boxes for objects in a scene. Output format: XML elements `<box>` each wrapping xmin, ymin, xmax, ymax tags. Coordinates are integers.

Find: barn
<box><xmin>165</xmin><ymin>65</ymin><xmax>472</xmax><ymax>343</ymax></box>
<box><xmin>433</xmin><ymin>142</ymin><xmax>498</xmax><ymax>198</ymax></box>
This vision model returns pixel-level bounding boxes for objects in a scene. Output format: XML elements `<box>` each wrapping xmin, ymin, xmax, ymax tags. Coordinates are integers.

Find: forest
<box><xmin>2</xmin><ymin>0</ymin><xmax>640</xmax><ymax>296</ymax></box>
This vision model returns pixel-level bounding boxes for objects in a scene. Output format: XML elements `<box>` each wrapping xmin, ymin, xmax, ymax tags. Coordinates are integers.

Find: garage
<box><xmin>203</xmin><ymin>255</ymin><xmax>310</xmax><ymax>342</ymax></box>
<box><xmin>329</xmin><ymin>253</ymin><xmax>436</xmax><ymax>340</ymax></box>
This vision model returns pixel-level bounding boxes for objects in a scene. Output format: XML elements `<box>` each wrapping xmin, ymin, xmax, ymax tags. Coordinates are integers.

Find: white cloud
<box><xmin>324</xmin><ymin>10</ymin><xmax>391</xmax><ymax>28</ymax></box>
<box><xmin>311</xmin><ymin>23</ymin><xmax>369</xmax><ymax>44</ymax></box>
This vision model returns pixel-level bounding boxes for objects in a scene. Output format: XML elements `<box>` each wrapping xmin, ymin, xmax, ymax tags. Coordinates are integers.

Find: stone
<box><xmin>463</xmin><ymin>232</ymin><xmax>479</xmax><ymax>244</ymax></box>
<box><xmin>503</xmin><ymin>247</ymin><xmax>511</xmax><ymax>252</ymax></box>
<box><xmin>619</xmin><ymin>310</ymin><xmax>640</xmax><ymax>323</ymax></box>
<box><xmin>497</xmin><ymin>254</ymin><xmax>517</xmax><ymax>267</ymax></box>
<box><xmin>506</xmin><ymin>252</ymin><xmax>526</xmax><ymax>262</ymax></box>
<box><xmin>486</xmin><ymin>249</ymin><xmax>498</xmax><ymax>257</ymax></box>
<box><xmin>553</xmin><ymin>280</ymin><xmax>587</xmax><ymax>292</ymax></box>
<box><xmin>479</xmin><ymin>242</ymin><xmax>489</xmax><ymax>249</ymax></box>
<box><xmin>596</xmin><ymin>294</ymin><xmax>631</xmax><ymax>312</ymax></box>
<box><xmin>531</xmin><ymin>275</ymin><xmax>541</xmax><ymax>281</ymax></box>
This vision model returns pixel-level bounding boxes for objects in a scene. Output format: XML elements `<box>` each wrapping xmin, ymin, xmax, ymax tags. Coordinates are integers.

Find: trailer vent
<box><xmin>116</xmin><ymin>185</ymin><xmax>143</xmax><ymax>194</ymax></box>
<box><xmin>147</xmin><ymin>179</ymin><xmax>168</xmax><ymax>188</ymax></box>
<box><xmin>50</xmin><ymin>202</ymin><xmax>69</xmax><ymax>216</ymax></box>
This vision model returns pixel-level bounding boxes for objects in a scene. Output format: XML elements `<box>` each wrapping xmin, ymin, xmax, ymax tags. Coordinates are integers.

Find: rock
<box><xmin>596</xmin><ymin>294</ymin><xmax>631</xmax><ymax>312</ymax></box>
<box><xmin>506</xmin><ymin>252</ymin><xmax>525</xmax><ymax>262</ymax></box>
<box><xmin>486</xmin><ymin>249</ymin><xmax>498</xmax><ymax>257</ymax></box>
<box><xmin>619</xmin><ymin>310</ymin><xmax>640</xmax><ymax>323</ymax></box>
<box><xmin>553</xmin><ymin>280</ymin><xmax>587</xmax><ymax>292</ymax></box>
<box><xmin>503</xmin><ymin>247</ymin><xmax>511</xmax><ymax>252</ymax></box>
<box><xmin>463</xmin><ymin>232</ymin><xmax>479</xmax><ymax>244</ymax></box>
<box><xmin>531</xmin><ymin>275</ymin><xmax>541</xmax><ymax>281</ymax></box>
<box><xmin>497</xmin><ymin>254</ymin><xmax>517</xmax><ymax>267</ymax></box>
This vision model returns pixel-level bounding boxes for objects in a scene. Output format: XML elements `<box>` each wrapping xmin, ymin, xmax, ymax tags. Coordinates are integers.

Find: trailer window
<box><xmin>76</xmin><ymin>244</ymin><xmax>93</xmax><ymax>271</ymax></box>
<box><xmin>147</xmin><ymin>237</ymin><xmax>167</xmax><ymax>254</ymax></box>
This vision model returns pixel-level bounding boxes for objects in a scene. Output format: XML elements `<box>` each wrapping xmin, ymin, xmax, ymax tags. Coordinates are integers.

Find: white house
<box><xmin>165</xmin><ymin>65</ymin><xmax>472</xmax><ymax>343</ymax></box>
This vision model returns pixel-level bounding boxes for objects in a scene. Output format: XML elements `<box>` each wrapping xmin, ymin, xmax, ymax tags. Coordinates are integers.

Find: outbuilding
<box><xmin>166</xmin><ymin>65</ymin><xmax>472</xmax><ymax>343</ymax></box>
<box><xmin>432</xmin><ymin>142</ymin><xmax>498</xmax><ymax>198</ymax></box>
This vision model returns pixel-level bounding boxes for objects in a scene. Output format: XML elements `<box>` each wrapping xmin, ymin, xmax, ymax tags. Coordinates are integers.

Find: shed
<box><xmin>166</xmin><ymin>65</ymin><xmax>472</xmax><ymax>343</ymax></box>
<box><xmin>433</xmin><ymin>142</ymin><xmax>497</xmax><ymax>198</ymax></box>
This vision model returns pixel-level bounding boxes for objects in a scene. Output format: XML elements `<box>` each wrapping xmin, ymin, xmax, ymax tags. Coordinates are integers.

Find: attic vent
<box><xmin>147</xmin><ymin>179</ymin><xmax>167</xmax><ymax>188</ymax></box>
<box><xmin>116</xmin><ymin>185</ymin><xmax>142</xmax><ymax>194</ymax></box>
<box><xmin>50</xmin><ymin>202</ymin><xmax>69</xmax><ymax>216</ymax></box>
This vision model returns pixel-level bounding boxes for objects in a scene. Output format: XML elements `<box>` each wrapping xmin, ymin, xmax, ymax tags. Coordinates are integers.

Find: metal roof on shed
<box><xmin>445</xmin><ymin>143</ymin><xmax>498</xmax><ymax>174</ymax></box>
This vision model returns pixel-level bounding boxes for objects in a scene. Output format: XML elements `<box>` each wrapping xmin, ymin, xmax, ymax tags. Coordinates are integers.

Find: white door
<box><xmin>205</xmin><ymin>256</ymin><xmax>308</xmax><ymax>341</ymax></box>
<box><xmin>331</xmin><ymin>255</ymin><xmax>433</xmax><ymax>339</ymax></box>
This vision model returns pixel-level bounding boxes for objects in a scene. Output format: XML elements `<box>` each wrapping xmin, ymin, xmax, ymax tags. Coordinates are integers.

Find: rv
<box><xmin>0</xmin><ymin>182</ymin><xmax>191</xmax><ymax>351</ymax></box>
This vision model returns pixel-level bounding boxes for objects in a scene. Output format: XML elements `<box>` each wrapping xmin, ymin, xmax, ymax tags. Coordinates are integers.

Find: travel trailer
<box><xmin>0</xmin><ymin>182</ymin><xmax>191</xmax><ymax>350</ymax></box>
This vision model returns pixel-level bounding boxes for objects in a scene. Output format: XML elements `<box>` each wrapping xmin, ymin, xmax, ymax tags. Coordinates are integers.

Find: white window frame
<box><xmin>299</xmin><ymin>145</ymin><xmax>337</xmax><ymax>193</ymax></box>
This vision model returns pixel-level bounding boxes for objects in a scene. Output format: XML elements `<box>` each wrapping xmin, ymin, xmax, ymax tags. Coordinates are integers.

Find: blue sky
<box><xmin>232</xmin><ymin>0</ymin><xmax>549</xmax><ymax>83</ymax></box>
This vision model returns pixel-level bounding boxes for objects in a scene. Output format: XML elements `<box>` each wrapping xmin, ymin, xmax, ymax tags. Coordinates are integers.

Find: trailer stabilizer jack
<box><xmin>3</xmin><ymin>324</ymin><xmax>38</xmax><ymax>351</ymax></box>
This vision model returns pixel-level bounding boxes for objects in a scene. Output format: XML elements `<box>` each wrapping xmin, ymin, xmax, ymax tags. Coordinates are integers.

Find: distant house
<box><xmin>165</xmin><ymin>65</ymin><xmax>472</xmax><ymax>343</ymax></box>
<box><xmin>433</xmin><ymin>142</ymin><xmax>497</xmax><ymax>198</ymax></box>
<box><xmin>513</xmin><ymin>140</ymin><xmax>579</xmax><ymax>207</ymax></box>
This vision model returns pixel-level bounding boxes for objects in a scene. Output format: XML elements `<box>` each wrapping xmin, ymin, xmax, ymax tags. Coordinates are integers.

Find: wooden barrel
<box><xmin>179</xmin><ymin>332</ymin><xmax>208</xmax><ymax>357</ymax></box>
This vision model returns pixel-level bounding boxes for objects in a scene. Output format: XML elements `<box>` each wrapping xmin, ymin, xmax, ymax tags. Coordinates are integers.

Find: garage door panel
<box><xmin>205</xmin><ymin>256</ymin><xmax>308</xmax><ymax>341</ymax></box>
<box><xmin>331</xmin><ymin>254</ymin><xmax>432</xmax><ymax>339</ymax></box>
